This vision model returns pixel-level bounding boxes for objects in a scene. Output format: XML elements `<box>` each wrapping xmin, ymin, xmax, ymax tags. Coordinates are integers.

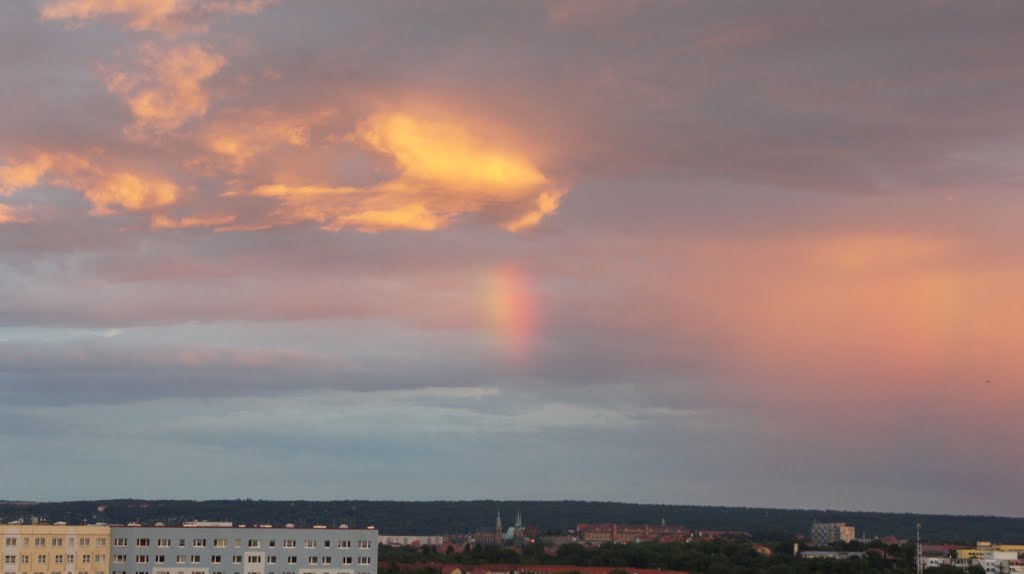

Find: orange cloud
<box><xmin>104</xmin><ymin>43</ymin><xmax>226</xmax><ymax>134</ymax></box>
<box><xmin>0</xmin><ymin>204</ymin><xmax>30</xmax><ymax>224</ymax></box>
<box><xmin>84</xmin><ymin>171</ymin><xmax>180</xmax><ymax>215</ymax></box>
<box><xmin>247</xmin><ymin>112</ymin><xmax>566</xmax><ymax>232</ymax></box>
<box><xmin>0</xmin><ymin>154</ymin><xmax>56</xmax><ymax>195</ymax></box>
<box><xmin>40</xmin><ymin>0</ymin><xmax>273</xmax><ymax>32</ymax></box>
<box><xmin>198</xmin><ymin>109</ymin><xmax>331</xmax><ymax>170</ymax></box>
<box><xmin>0</xmin><ymin>152</ymin><xmax>181</xmax><ymax>216</ymax></box>
<box><xmin>151</xmin><ymin>213</ymin><xmax>236</xmax><ymax>229</ymax></box>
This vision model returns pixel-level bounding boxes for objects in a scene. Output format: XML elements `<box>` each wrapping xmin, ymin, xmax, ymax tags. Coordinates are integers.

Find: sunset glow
<box><xmin>3</xmin><ymin>1</ymin><xmax>1024</xmax><ymax>515</ymax></box>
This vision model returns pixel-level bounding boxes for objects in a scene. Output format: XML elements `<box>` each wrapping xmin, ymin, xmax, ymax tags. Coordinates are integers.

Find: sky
<box><xmin>2</xmin><ymin>0</ymin><xmax>1024</xmax><ymax>518</ymax></box>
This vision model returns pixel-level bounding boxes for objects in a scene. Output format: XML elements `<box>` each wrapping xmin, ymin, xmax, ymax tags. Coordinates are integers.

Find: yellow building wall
<box><xmin>1</xmin><ymin>525</ymin><xmax>109</xmax><ymax>574</ymax></box>
<box><xmin>955</xmin><ymin>545</ymin><xmax>1024</xmax><ymax>560</ymax></box>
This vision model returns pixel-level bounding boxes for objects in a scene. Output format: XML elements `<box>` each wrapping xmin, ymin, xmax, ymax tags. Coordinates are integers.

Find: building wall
<box><xmin>1</xmin><ymin>524</ymin><xmax>111</xmax><ymax>574</ymax></box>
<box><xmin>809</xmin><ymin>523</ymin><xmax>855</xmax><ymax>546</ymax></box>
<box><xmin>108</xmin><ymin>527</ymin><xmax>377</xmax><ymax>574</ymax></box>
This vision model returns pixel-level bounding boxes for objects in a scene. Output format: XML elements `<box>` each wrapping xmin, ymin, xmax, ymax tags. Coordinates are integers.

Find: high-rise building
<box><xmin>108</xmin><ymin>525</ymin><xmax>377</xmax><ymax>574</ymax></box>
<box><xmin>809</xmin><ymin>523</ymin><xmax>855</xmax><ymax>546</ymax></box>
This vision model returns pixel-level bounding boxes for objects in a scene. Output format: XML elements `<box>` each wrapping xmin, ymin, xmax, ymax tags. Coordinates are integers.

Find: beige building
<box><xmin>809</xmin><ymin>523</ymin><xmax>855</xmax><ymax>546</ymax></box>
<box><xmin>1</xmin><ymin>524</ymin><xmax>109</xmax><ymax>574</ymax></box>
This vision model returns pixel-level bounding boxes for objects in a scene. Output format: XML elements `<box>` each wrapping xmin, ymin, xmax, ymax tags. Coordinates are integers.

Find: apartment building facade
<box><xmin>809</xmin><ymin>523</ymin><xmax>855</xmax><ymax>546</ymax></box>
<box><xmin>3</xmin><ymin>524</ymin><xmax>377</xmax><ymax>574</ymax></box>
<box><xmin>108</xmin><ymin>526</ymin><xmax>377</xmax><ymax>574</ymax></box>
<box><xmin>1</xmin><ymin>524</ymin><xmax>110</xmax><ymax>574</ymax></box>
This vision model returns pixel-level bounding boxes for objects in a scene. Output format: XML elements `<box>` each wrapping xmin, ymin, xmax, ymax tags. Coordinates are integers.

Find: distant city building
<box><xmin>473</xmin><ymin>510</ymin><xmax>529</xmax><ymax>547</ymax></box>
<box><xmin>800</xmin><ymin>551</ymin><xmax>865</xmax><ymax>560</ymax></box>
<box><xmin>809</xmin><ymin>523</ymin><xmax>855</xmax><ymax>546</ymax></box>
<box><xmin>377</xmin><ymin>536</ymin><xmax>444</xmax><ymax>548</ymax></box>
<box><xmin>442</xmin><ymin>565</ymin><xmax>691</xmax><ymax>574</ymax></box>
<box><xmin>576</xmin><ymin>524</ymin><xmax>691</xmax><ymax>544</ymax></box>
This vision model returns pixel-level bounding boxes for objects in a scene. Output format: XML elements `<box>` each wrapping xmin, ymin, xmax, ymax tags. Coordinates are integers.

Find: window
<box><xmin>267</xmin><ymin>557</ymin><xmax>276</xmax><ymax>565</ymax></box>
<box><xmin>96</xmin><ymin>555</ymin><xmax>106</xmax><ymax>563</ymax></box>
<box><xmin>282</xmin><ymin>541</ymin><xmax>295</xmax><ymax>548</ymax></box>
<box><xmin>37</xmin><ymin>556</ymin><xmax>47</xmax><ymax>564</ymax></box>
<box><xmin>4</xmin><ymin>538</ymin><xmax>16</xmax><ymax>546</ymax></box>
<box><xmin>303</xmin><ymin>541</ymin><xmax>315</xmax><ymax>549</ymax></box>
<box><xmin>212</xmin><ymin>556</ymin><xmax>222</xmax><ymax>564</ymax></box>
<box><xmin>4</xmin><ymin>556</ymin><xmax>15</xmax><ymax>564</ymax></box>
<box><xmin>268</xmin><ymin>540</ymin><xmax>275</xmax><ymax>548</ymax></box>
<box><xmin>307</xmin><ymin>558</ymin><xmax>317</xmax><ymax>565</ymax></box>
<box><xmin>233</xmin><ymin>540</ymin><xmax>241</xmax><ymax>549</ymax></box>
<box><xmin>358</xmin><ymin>557</ymin><xmax>370</xmax><ymax>565</ymax></box>
<box><xmin>54</xmin><ymin>556</ymin><xmax>63</xmax><ymax>564</ymax></box>
<box><xmin>247</xmin><ymin>541</ymin><xmax>259</xmax><ymax>549</ymax></box>
<box><xmin>113</xmin><ymin>556</ymin><xmax>126</xmax><ymax>564</ymax></box>
<box><xmin>81</xmin><ymin>556</ymin><xmax>91</xmax><ymax>564</ymax></box>
<box><xmin>137</xmin><ymin>540</ymin><xmax>150</xmax><ymax>547</ymax></box>
<box><xmin>246</xmin><ymin>557</ymin><xmax>261</xmax><ymax>564</ymax></box>
<box><xmin>232</xmin><ymin>557</ymin><xmax>242</xmax><ymax>565</ymax></box>
<box><xmin>176</xmin><ymin>556</ymin><xmax>186</xmax><ymax>564</ymax></box>
<box><xmin>158</xmin><ymin>540</ymin><xmax>171</xmax><ymax>548</ymax></box>
<box><xmin>339</xmin><ymin>541</ymin><xmax>351</xmax><ymax>549</ymax></box>
<box><xmin>358</xmin><ymin>541</ymin><xmax>371</xmax><ymax>549</ymax></box>
<box><xmin>191</xmin><ymin>556</ymin><xmax>200</xmax><ymax>564</ymax></box>
<box><xmin>286</xmin><ymin>557</ymin><xmax>296</xmax><ymax>565</ymax></box>
<box><xmin>52</xmin><ymin>539</ymin><xmax>63</xmax><ymax>547</ymax></box>
<box><xmin>214</xmin><ymin>540</ymin><xmax>226</xmax><ymax>549</ymax></box>
<box><xmin>81</xmin><ymin>539</ymin><xmax>91</xmax><ymax>547</ymax></box>
<box><xmin>156</xmin><ymin>556</ymin><xmax>165</xmax><ymax>564</ymax></box>
<box><xmin>192</xmin><ymin>540</ymin><xmax>206</xmax><ymax>549</ymax></box>
<box><xmin>21</xmin><ymin>554</ymin><xmax>30</xmax><ymax>563</ymax></box>
<box><xmin>98</xmin><ymin>539</ymin><xmax>107</xmax><ymax>547</ymax></box>
<box><xmin>341</xmin><ymin>557</ymin><xmax>352</xmax><ymax>564</ymax></box>
<box><xmin>322</xmin><ymin>557</ymin><xmax>332</xmax><ymax>565</ymax></box>
<box><xmin>35</xmin><ymin>539</ymin><xmax>46</xmax><ymax>547</ymax></box>
<box><xmin>113</xmin><ymin>540</ymin><xmax>127</xmax><ymax>548</ymax></box>
<box><xmin>178</xmin><ymin>541</ymin><xmax>186</xmax><ymax>548</ymax></box>
<box><xmin>323</xmin><ymin>541</ymin><xmax>330</xmax><ymax>548</ymax></box>
<box><xmin>136</xmin><ymin>556</ymin><xmax>149</xmax><ymax>564</ymax></box>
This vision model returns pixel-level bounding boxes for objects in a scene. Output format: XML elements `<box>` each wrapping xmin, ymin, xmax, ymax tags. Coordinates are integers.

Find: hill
<box><xmin>1</xmin><ymin>500</ymin><xmax>1021</xmax><ymax>543</ymax></box>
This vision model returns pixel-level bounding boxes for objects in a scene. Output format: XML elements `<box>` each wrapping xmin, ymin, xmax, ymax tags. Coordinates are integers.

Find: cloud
<box><xmin>198</xmin><ymin>109</ymin><xmax>325</xmax><ymax>171</ymax></box>
<box><xmin>0</xmin><ymin>204</ymin><xmax>30</xmax><ymax>224</ymax></box>
<box><xmin>40</xmin><ymin>0</ymin><xmax>274</xmax><ymax>33</ymax></box>
<box><xmin>0</xmin><ymin>152</ymin><xmax>181</xmax><ymax>215</ymax></box>
<box><xmin>248</xmin><ymin>112</ymin><xmax>567</xmax><ymax>232</ymax></box>
<box><xmin>0</xmin><ymin>154</ymin><xmax>54</xmax><ymax>195</ymax></box>
<box><xmin>103</xmin><ymin>43</ymin><xmax>226</xmax><ymax>134</ymax></box>
<box><xmin>151</xmin><ymin>213</ymin><xmax>236</xmax><ymax>229</ymax></box>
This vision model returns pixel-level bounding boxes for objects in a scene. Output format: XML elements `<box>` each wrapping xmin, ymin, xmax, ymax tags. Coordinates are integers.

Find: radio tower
<box><xmin>916</xmin><ymin>523</ymin><xmax>923</xmax><ymax>574</ymax></box>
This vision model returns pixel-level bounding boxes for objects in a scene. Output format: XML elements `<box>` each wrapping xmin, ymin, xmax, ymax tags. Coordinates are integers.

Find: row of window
<box><xmin>4</xmin><ymin>539</ymin><xmax>106</xmax><ymax>548</ymax></box>
<box><xmin>115</xmin><ymin>540</ymin><xmax>369</xmax><ymax>550</ymax></box>
<box><xmin>107</xmin><ymin>570</ymin><xmax>373</xmax><ymax>574</ymax></box>
<box><xmin>3</xmin><ymin>555</ymin><xmax>106</xmax><ymax>564</ymax></box>
<box><xmin>108</xmin><ymin>555</ymin><xmax>369</xmax><ymax>565</ymax></box>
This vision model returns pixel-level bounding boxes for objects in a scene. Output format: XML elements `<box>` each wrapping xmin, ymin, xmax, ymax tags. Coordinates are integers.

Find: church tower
<box><xmin>496</xmin><ymin>510</ymin><xmax>503</xmax><ymax>539</ymax></box>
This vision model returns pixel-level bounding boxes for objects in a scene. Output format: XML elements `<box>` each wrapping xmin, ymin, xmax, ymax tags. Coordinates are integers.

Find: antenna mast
<box><xmin>921</xmin><ymin>521</ymin><xmax>929</xmax><ymax>572</ymax></box>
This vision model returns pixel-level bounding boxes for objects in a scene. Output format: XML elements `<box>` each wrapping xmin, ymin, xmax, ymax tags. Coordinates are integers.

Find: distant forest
<box><xmin>1</xmin><ymin>500</ymin><xmax>1022</xmax><ymax>544</ymax></box>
